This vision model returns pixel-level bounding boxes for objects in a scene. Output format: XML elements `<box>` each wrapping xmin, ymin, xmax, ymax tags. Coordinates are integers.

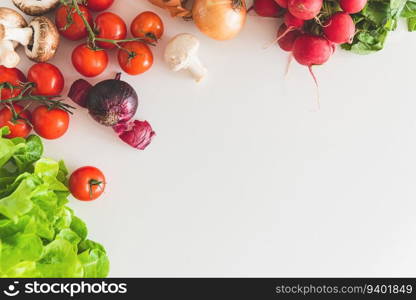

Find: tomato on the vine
<box><xmin>32</xmin><ymin>105</ymin><xmax>69</xmax><ymax>140</ymax></box>
<box><xmin>55</xmin><ymin>4</ymin><xmax>93</xmax><ymax>41</ymax></box>
<box><xmin>27</xmin><ymin>63</ymin><xmax>64</xmax><ymax>96</ymax></box>
<box><xmin>72</xmin><ymin>44</ymin><xmax>108</xmax><ymax>77</ymax></box>
<box><xmin>130</xmin><ymin>11</ymin><xmax>164</xmax><ymax>43</ymax></box>
<box><xmin>95</xmin><ymin>12</ymin><xmax>127</xmax><ymax>49</ymax></box>
<box><xmin>0</xmin><ymin>66</ymin><xmax>26</xmax><ymax>100</ymax></box>
<box><xmin>117</xmin><ymin>41</ymin><xmax>153</xmax><ymax>75</ymax></box>
<box><xmin>86</xmin><ymin>0</ymin><xmax>114</xmax><ymax>12</ymax></box>
<box><xmin>0</xmin><ymin>104</ymin><xmax>32</xmax><ymax>138</ymax></box>
<box><xmin>69</xmin><ymin>166</ymin><xmax>106</xmax><ymax>201</ymax></box>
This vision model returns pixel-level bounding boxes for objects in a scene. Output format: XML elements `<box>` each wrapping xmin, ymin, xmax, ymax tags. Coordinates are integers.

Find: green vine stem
<box><xmin>61</xmin><ymin>0</ymin><xmax>154</xmax><ymax>50</ymax></box>
<box><xmin>0</xmin><ymin>82</ymin><xmax>75</xmax><ymax>115</ymax></box>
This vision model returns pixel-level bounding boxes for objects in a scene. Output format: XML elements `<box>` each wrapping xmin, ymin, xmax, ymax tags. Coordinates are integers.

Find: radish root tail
<box><xmin>308</xmin><ymin>66</ymin><xmax>320</xmax><ymax>110</ymax></box>
<box><xmin>284</xmin><ymin>53</ymin><xmax>293</xmax><ymax>78</ymax></box>
<box><xmin>262</xmin><ymin>27</ymin><xmax>293</xmax><ymax>49</ymax></box>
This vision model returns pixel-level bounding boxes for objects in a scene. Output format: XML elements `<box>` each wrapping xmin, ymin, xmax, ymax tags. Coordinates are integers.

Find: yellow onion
<box><xmin>192</xmin><ymin>0</ymin><xmax>247</xmax><ymax>41</ymax></box>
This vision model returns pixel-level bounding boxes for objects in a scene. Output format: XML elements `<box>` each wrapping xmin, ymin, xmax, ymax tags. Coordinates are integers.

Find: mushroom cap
<box><xmin>164</xmin><ymin>33</ymin><xmax>200</xmax><ymax>71</ymax></box>
<box><xmin>12</xmin><ymin>0</ymin><xmax>60</xmax><ymax>16</ymax></box>
<box><xmin>25</xmin><ymin>16</ymin><xmax>59</xmax><ymax>62</ymax></box>
<box><xmin>0</xmin><ymin>7</ymin><xmax>27</xmax><ymax>49</ymax></box>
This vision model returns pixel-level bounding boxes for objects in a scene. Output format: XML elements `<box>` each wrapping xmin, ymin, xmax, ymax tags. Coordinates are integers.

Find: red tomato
<box><xmin>55</xmin><ymin>4</ymin><xmax>93</xmax><ymax>41</ymax></box>
<box><xmin>130</xmin><ymin>11</ymin><xmax>164</xmax><ymax>43</ymax></box>
<box><xmin>69</xmin><ymin>166</ymin><xmax>106</xmax><ymax>201</ymax></box>
<box><xmin>0</xmin><ymin>104</ymin><xmax>31</xmax><ymax>138</ymax></box>
<box><xmin>32</xmin><ymin>105</ymin><xmax>69</xmax><ymax>139</ymax></box>
<box><xmin>86</xmin><ymin>0</ymin><xmax>114</xmax><ymax>11</ymax></box>
<box><xmin>27</xmin><ymin>63</ymin><xmax>64</xmax><ymax>96</ymax></box>
<box><xmin>95</xmin><ymin>12</ymin><xmax>127</xmax><ymax>49</ymax></box>
<box><xmin>72</xmin><ymin>44</ymin><xmax>108</xmax><ymax>77</ymax></box>
<box><xmin>0</xmin><ymin>66</ymin><xmax>26</xmax><ymax>100</ymax></box>
<box><xmin>117</xmin><ymin>41</ymin><xmax>153</xmax><ymax>75</ymax></box>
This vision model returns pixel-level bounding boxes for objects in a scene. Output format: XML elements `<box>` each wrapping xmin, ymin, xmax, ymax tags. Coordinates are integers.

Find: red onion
<box><xmin>68</xmin><ymin>79</ymin><xmax>92</xmax><ymax>108</ymax></box>
<box><xmin>68</xmin><ymin>74</ymin><xmax>155</xmax><ymax>150</ymax></box>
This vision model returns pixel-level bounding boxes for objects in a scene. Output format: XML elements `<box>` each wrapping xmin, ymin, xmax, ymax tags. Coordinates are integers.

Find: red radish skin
<box><xmin>288</xmin><ymin>0</ymin><xmax>323</xmax><ymax>20</ymax></box>
<box><xmin>293</xmin><ymin>34</ymin><xmax>332</xmax><ymax>66</ymax></box>
<box><xmin>340</xmin><ymin>0</ymin><xmax>367</xmax><ymax>14</ymax></box>
<box><xmin>284</xmin><ymin>11</ymin><xmax>305</xmax><ymax>28</ymax></box>
<box><xmin>254</xmin><ymin>0</ymin><xmax>281</xmax><ymax>17</ymax></box>
<box><xmin>323</xmin><ymin>12</ymin><xmax>355</xmax><ymax>44</ymax></box>
<box><xmin>277</xmin><ymin>24</ymin><xmax>301</xmax><ymax>51</ymax></box>
<box><xmin>274</xmin><ymin>0</ymin><xmax>288</xmax><ymax>8</ymax></box>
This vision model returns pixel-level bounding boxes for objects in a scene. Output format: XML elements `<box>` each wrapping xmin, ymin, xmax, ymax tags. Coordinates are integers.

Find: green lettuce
<box><xmin>0</xmin><ymin>128</ymin><xmax>109</xmax><ymax>278</ymax></box>
<box><xmin>401</xmin><ymin>0</ymin><xmax>416</xmax><ymax>31</ymax></box>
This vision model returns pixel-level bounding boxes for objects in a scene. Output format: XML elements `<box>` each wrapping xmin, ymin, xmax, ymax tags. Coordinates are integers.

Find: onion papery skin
<box><xmin>86</xmin><ymin>79</ymin><xmax>138</xmax><ymax>127</ymax></box>
<box><xmin>192</xmin><ymin>0</ymin><xmax>247</xmax><ymax>41</ymax></box>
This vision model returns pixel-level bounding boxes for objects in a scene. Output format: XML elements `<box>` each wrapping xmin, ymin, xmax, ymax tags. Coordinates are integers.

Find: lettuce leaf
<box><xmin>401</xmin><ymin>0</ymin><xmax>416</xmax><ymax>30</ymax></box>
<box><xmin>0</xmin><ymin>128</ymin><xmax>109</xmax><ymax>278</ymax></box>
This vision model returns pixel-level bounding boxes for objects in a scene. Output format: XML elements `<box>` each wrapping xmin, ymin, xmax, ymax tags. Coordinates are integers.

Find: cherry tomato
<box><xmin>0</xmin><ymin>66</ymin><xmax>26</xmax><ymax>100</ymax></box>
<box><xmin>27</xmin><ymin>63</ymin><xmax>64</xmax><ymax>96</ymax></box>
<box><xmin>69</xmin><ymin>166</ymin><xmax>106</xmax><ymax>201</ymax></box>
<box><xmin>0</xmin><ymin>104</ymin><xmax>31</xmax><ymax>138</ymax></box>
<box><xmin>86</xmin><ymin>0</ymin><xmax>114</xmax><ymax>11</ymax></box>
<box><xmin>130</xmin><ymin>11</ymin><xmax>164</xmax><ymax>43</ymax></box>
<box><xmin>32</xmin><ymin>105</ymin><xmax>69</xmax><ymax>140</ymax></box>
<box><xmin>95</xmin><ymin>12</ymin><xmax>127</xmax><ymax>49</ymax></box>
<box><xmin>55</xmin><ymin>4</ymin><xmax>93</xmax><ymax>41</ymax></box>
<box><xmin>72</xmin><ymin>44</ymin><xmax>108</xmax><ymax>77</ymax></box>
<box><xmin>118</xmin><ymin>41</ymin><xmax>153</xmax><ymax>75</ymax></box>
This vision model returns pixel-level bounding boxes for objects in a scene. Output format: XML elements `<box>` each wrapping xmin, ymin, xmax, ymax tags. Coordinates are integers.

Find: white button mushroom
<box><xmin>0</xmin><ymin>7</ymin><xmax>59</xmax><ymax>67</ymax></box>
<box><xmin>25</xmin><ymin>16</ymin><xmax>60</xmax><ymax>63</ymax></box>
<box><xmin>164</xmin><ymin>33</ymin><xmax>207</xmax><ymax>82</ymax></box>
<box><xmin>0</xmin><ymin>7</ymin><xmax>31</xmax><ymax>68</ymax></box>
<box><xmin>12</xmin><ymin>0</ymin><xmax>60</xmax><ymax>16</ymax></box>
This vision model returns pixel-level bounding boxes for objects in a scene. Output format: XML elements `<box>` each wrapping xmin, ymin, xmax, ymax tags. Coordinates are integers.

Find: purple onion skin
<box><xmin>86</xmin><ymin>79</ymin><xmax>138</xmax><ymax>127</ymax></box>
<box><xmin>114</xmin><ymin>120</ymin><xmax>155</xmax><ymax>150</ymax></box>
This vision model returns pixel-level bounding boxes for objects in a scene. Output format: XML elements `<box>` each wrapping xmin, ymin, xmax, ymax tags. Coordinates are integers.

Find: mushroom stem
<box><xmin>0</xmin><ymin>24</ymin><xmax>33</xmax><ymax>46</ymax></box>
<box><xmin>0</xmin><ymin>40</ymin><xmax>20</xmax><ymax>68</ymax></box>
<box><xmin>187</xmin><ymin>56</ymin><xmax>207</xmax><ymax>82</ymax></box>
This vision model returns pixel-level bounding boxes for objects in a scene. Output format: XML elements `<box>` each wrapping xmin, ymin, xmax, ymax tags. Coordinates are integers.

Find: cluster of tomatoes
<box><xmin>0</xmin><ymin>63</ymin><xmax>69</xmax><ymax>140</ymax></box>
<box><xmin>0</xmin><ymin>64</ymin><xmax>106</xmax><ymax>201</ymax></box>
<box><xmin>55</xmin><ymin>0</ymin><xmax>164</xmax><ymax>77</ymax></box>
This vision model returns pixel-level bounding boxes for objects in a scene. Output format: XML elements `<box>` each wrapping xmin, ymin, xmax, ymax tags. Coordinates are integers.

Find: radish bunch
<box><xmin>253</xmin><ymin>0</ymin><xmax>368</xmax><ymax>105</ymax></box>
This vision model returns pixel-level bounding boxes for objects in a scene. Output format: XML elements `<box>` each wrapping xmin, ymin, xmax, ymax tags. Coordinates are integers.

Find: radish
<box><xmin>274</xmin><ymin>0</ymin><xmax>288</xmax><ymax>8</ymax></box>
<box><xmin>277</xmin><ymin>23</ymin><xmax>301</xmax><ymax>76</ymax></box>
<box><xmin>277</xmin><ymin>24</ymin><xmax>301</xmax><ymax>51</ymax></box>
<box><xmin>275</xmin><ymin>12</ymin><xmax>304</xmax><ymax>43</ymax></box>
<box><xmin>292</xmin><ymin>34</ymin><xmax>333</xmax><ymax>107</ymax></box>
<box><xmin>263</xmin><ymin>13</ymin><xmax>303</xmax><ymax>48</ymax></box>
<box><xmin>293</xmin><ymin>34</ymin><xmax>332</xmax><ymax>67</ymax></box>
<box><xmin>323</xmin><ymin>12</ymin><xmax>355</xmax><ymax>44</ymax></box>
<box><xmin>288</xmin><ymin>0</ymin><xmax>323</xmax><ymax>20</ymax></box>
<box><xmin>254</xmin><ymin>0</ymin><xmax>281</xmax><ymax>17</ymax></box>
<box><xmin>340</xmin><ymin>0</ymin><xmax>367</xmax><ymax>14</ymax></box>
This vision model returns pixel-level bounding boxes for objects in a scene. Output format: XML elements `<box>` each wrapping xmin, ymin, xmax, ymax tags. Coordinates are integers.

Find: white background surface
<box><xmin>3</xmin><ymin>0</ymin><xmax>416</xmax><ymax>277</ymax></box>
